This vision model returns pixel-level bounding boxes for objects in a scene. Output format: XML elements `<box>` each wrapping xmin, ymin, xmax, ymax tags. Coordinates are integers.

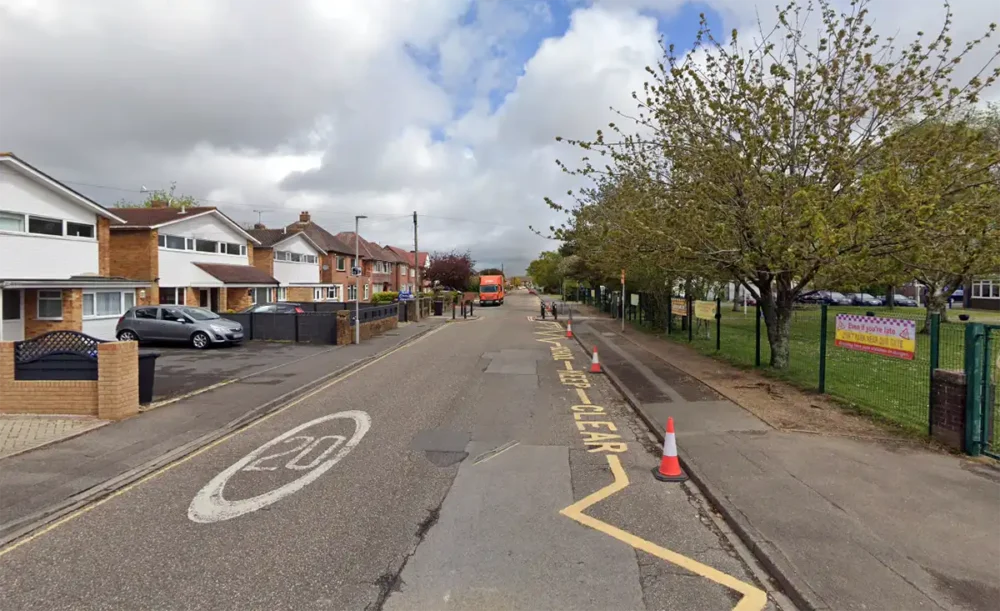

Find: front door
<box><xmin>1</xmin><ymin>289</ymin><xmax>24</xmax><ymax>341</ymax></box>
<box><xmin>210</xmin><ymin>288</ymin><xmax>220</xmax><ymax>312</ymax></box>
<box><xmin>199</xmin><ymin>289</ymin><xmax>210</xmax><ymax>308</ymax></box>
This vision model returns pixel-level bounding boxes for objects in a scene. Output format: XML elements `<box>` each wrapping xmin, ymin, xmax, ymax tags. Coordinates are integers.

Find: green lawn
<box><xmin>634</xmin><ymin>304</ymin><xmax>972</xmax><ymax>436</ymax></box>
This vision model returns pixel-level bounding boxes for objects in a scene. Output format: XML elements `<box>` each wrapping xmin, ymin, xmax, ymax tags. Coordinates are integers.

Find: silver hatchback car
<box><xmin>116</xmin><ymin>306</ymin><xmax>244</xmax><ymax>349</ymax></box>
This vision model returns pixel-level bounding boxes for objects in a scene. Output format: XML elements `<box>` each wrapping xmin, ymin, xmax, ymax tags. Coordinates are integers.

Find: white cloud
<box><xmin>0</xmin><ymin>0</ymin><xmax>996</xmax><ymax>272</ymax></box>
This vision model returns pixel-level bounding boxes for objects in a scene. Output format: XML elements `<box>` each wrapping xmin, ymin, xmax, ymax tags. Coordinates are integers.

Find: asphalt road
<box><xmin>0</xmin><ymin>292</ymin><xmax>779</xmax><ymax>611</ymax></box>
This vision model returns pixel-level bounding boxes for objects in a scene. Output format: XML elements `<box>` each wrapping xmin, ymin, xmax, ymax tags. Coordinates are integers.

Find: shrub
<box><xmin>370</xmin><ymin>291</ymin><xmax>398</xmax><ymax>304</ymax></box>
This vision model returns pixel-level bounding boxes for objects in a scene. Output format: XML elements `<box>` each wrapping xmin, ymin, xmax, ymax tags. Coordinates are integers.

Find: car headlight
<box><xmin>210</xmin><ymin>324</ymin><xmax>229</xmax><ymax>334</ymax></box>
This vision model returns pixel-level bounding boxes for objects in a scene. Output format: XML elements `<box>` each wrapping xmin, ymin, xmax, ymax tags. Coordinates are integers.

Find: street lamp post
<box><xmin>355</xmin><ymin>215</ymin><xmax>367</xmax><ymax>345</ymax></box>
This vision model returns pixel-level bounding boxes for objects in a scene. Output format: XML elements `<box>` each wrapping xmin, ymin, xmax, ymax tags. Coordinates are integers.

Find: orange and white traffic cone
<box><xmin>652</xmin><ymin>417</ymin><xmax>687</xmax><ymax>482</ymax></box>
<box><xmin>566</xmin><ymin>320</ymin><xmax>573</xmax><ymax>338</ymax></box>
<box><xmin>589</xmin><ymin>345</ymin><xmax>602</xmax><ymax>373</ymax></box>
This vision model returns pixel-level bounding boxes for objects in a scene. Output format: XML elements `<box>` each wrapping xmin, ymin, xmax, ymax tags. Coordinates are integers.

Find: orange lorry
<box><xmin>478</xmin><ymin>274</ymin><xmax>505</xmax><ymax>306</ymax></box>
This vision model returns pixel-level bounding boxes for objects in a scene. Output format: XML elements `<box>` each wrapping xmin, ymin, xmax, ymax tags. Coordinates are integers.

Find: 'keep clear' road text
<box><xmin>534</xmin><ymin>321</ymin><xmax>627</xmax><ymax>454</ymax></box>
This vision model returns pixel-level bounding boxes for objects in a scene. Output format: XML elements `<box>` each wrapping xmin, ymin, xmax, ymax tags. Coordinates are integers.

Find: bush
<box><xmin>370</xmin><ymin>291</ymin><xmax>398</xmax><ymax>304</ymax></box>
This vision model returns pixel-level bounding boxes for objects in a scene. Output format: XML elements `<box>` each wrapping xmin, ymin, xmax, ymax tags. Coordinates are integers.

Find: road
<box><xmin>0</xmin><ymin>292</ymin><xmax>779</xmax><ymax>611</ymax></box>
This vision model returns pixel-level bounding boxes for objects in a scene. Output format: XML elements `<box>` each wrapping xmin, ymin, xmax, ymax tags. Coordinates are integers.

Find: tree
<box><xmin>478</xmin><ymin>267</ymin><xmax>504</xmax><ymax>276</ymax></box>
<box><xmin>550</xmin><ymin>0</ymin><xmax>1000</xmax><ymax>368</ymax></box>
<box><xmin>426</xmin><ymin>250</ymin><xmax>475</xmax><ymax>290</ymax></box>
<box><xmin>527</xmin><ymin>251</ymin><xmax>563</xmax><ymax>291</ymax></box>
<box><xmin>114</xmin><ymin>181</ymin><xmax>199</xmax><ymax>208</ymax></box>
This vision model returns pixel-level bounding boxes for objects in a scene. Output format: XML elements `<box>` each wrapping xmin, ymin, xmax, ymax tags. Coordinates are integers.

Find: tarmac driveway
<box><xmin>148</xmin><ymin>341</ymin><xmax>339</xmax><ymax>402</ymax></box>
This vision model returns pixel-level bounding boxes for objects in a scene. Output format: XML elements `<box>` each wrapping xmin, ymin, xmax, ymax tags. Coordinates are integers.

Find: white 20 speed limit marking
<box><xmin>188</xmin><ymin>410</ymin><xmax>371</xmax><ymax>523</ymax></box>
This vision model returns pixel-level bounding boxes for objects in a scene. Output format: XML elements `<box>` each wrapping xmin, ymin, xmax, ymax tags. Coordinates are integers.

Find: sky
<box><xmin>1</xmin><ymin>0</ymin><xmax>998</xmax><ymax>275</ymax></box>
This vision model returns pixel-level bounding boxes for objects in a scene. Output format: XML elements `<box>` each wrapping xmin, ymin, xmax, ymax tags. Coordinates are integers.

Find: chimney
<box><xmin>299</xmin><ymin>211</ymin><xmax>311</xmax><ymax>223</ymax></box>
<box><xmin>150</xmin><ymin>199</ymin><xmax>169</xmax><ymax>209</ymax></box>
<box><xmin>253</xmin><ymin>222</ymin><xmax>266</xmax><ymax>230</ymax></box>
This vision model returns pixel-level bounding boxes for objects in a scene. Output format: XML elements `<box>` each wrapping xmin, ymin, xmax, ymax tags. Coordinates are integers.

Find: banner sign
<box><xmin>834</xmin><ymin>314</ymin><xmax>916</xmax><ymax>360</ymax></box>
<box><xmin>671</xmin><ymin>298</ymin><xmax>688</xmax><ymax>316</ymax></box>
<box><xmin>694</xmin><ymin>300</ymin><xmax>718</xmax><ymax>321</ymax></box>
<box><xmin>630</xmin><ymin>294</ymin><xmax>639</xmax><ymax>306</ymax></box>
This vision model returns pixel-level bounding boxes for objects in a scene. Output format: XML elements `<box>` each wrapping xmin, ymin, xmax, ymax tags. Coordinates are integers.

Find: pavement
<box><xmin>0</xmin><ymin>291</ymin><xmax>781</xmax><ymax>611</ymax></box>
<box><xmin>0</xmin><ymin>320</ymin><xmax>443</xmax><ymax>545</ymax></box>
<box><xmin>0</xmin><ymin>415</ymin><xmax>106</xmax><ymax>459</ymax></box>
<box><xmin>563</xmin><ymin>303</ymin><xmax>1000</xmax><ymax>611</ymax></box>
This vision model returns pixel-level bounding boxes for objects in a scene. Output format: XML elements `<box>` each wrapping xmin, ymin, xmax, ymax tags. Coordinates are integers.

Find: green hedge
<box><xmin>370</xmin><ymin>291</ymin><xmax>398</xmax><ymax>304</ymax></box>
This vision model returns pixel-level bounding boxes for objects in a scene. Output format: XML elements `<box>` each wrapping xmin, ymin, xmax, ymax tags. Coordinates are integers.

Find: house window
<box><xmin>0</xmin><ymin>211</ymin><xmax>25</xmax><ymax>232</ymax></box>
<box><xmin>274</xmin><ymin>251</ymin><xmax>289</xmax><ymax>261</ymax></box>
<box><xmin>253</xmin><ymin>288</ymin><xmax>270</xmax><ymax>304</ymax></box>
<box><xmin>364</xmin><ymin>283</ymin><xmax>370</xmax><ymax>299</ymax></box>
<box><xmin>337</xmin><ymin>256</ymin><xmax>346</xmax><ymax>271</ymax></box>
<box><xmin>37</xmin><ymin>290</ymin><xmax>63</xmax><ymax>319</ymax></box>
<box><xmin>159</xmin><ymin>234</ymin><xmax>187</xmax><ymax>250</ymax></box>
<box><xmin>223</xmin><ymin>242</ymin><xmax>242</xmax><ymax>255</ymax></box>
<box><xmin>327</xmin><ymin>285</ymin><xmax>341</xmax><ymax>300</ymax></box>
<box><xmin>314</xmin><ymin>288</ymin><xmax>323</xmax><ymax>301</ymax></box>
<box><xmin>28</xmin><ymin>216</ymin><xmax>63</xmax><ymax>236</ymax></box>
<box><xmin>305</xmin><ymin>254</ymin><xmax>317</xmax><ymax>264</ymax></box>
<box><xmin>277</xmin><ymin>287</ymin><xmax>287</xmax><ymax>302</ymax></box>
<box><xmin>347</xmin><ymin>284</ymin><xmax>357</xmax><ymax>301</ymax></box>
<box><xmin>290</xmin><ymin>252</ymin><xmax>302</xmax><ymax>262</ymax></box>
<box><xmin>66</xmin><ymin>222</ymin><xmax>95</xmax><ymax>238</ymax></box>
<box><xmin>83</xmin><ymin>291</ymin><xmax>132</xmax><ymax>318</ymax></box>
<box><xmin>974</xmin><ymin>279</ymin><xmax>1000</xmax><ymax>299</ymax></box>
<box><xmin>195</xmin><ymin>239</ymin><xmax>219</xmax><ymax>253</ymax></box>
<box><xmin>159</xmin><ymin>287</ymin><xmax>186</xmax><ymax>305</ymax></box>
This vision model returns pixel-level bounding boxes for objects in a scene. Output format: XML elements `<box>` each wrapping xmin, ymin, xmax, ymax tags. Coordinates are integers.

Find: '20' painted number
<box><xmin>188</xmin><ymin>411</ymin><xmax>370</xmax><ymax>523</ymax></box>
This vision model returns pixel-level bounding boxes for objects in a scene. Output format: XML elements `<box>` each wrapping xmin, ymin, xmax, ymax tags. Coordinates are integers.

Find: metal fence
<box><xmin>620</xmin><ymin>295</ymin><xmax>971</xmax><ymax>436</ymax></box>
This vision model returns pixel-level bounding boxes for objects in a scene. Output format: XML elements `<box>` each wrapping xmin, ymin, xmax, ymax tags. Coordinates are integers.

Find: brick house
<box><xmin>247</xmin><ymin>225</ymin><xmax>343</xmax><ymax>302</ymax></box>
<box><xmin>286</xmin><ymin>212</ymin><xmax>365</xmax><ymax>301</ymax></box>
<box><xmin>108</xmin><ymin>204</ymin><xmax>278</xmax><ymax>313</ymax></box>
<box><xmin>386</xmin><ymin>246</ymin><xmax>428</xmax><ymax>292</ymax></box>
<box><xmin>337</xmin><ymin>231</ymin><xmax>400</xmax><ymax>298</ymax></box>
<box><xmin>0</xmin><ymin>153</ymin><xmax>148</xmax><ymax>341</ymax></box>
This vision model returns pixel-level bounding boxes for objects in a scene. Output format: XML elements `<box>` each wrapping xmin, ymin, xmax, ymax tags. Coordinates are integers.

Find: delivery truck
<box><xmin>478</xmin><ymin>274</ymin><xmax>505</xmax><ymax>306</ymax></box>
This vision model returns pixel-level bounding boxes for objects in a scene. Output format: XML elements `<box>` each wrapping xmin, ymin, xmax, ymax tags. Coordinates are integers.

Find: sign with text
<box><xmin>694</xmin><ymin>300</ymin><xmax>718</xmax><ymax>321</ymax></box>
<box><xmin>671</xmin><ymin>298</ymin><xmax>688</xmax><ymax>316</ymax></box>
<box><xmin>834</xmin><ymin>314</ymin><xmax>916</xmax><ymax>360</ymax></box>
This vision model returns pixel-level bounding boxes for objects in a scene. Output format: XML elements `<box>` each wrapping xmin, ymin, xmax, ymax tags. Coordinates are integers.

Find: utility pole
<box><xmin>355</xmin><ymin>215</ymin><xmax>367</xmax><ymax>345</ymax></box>
<box><xmin>413</xmin><ymin>211</ymin><xmax>420</xmax><ymax>322</ymax></box>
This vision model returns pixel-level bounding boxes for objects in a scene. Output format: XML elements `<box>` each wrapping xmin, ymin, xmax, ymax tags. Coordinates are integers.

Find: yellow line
<box><xmin>560</xmin><ymin>455</ymin><xmax>768</xmax><ymax>611</ymax></box>
<box><xmin>576</xmin><ymin>388</ymin><xmax>591</xmax><ymax>404</ymax></box>
<box><xmin>0</xmin><ymin>323</ymin><xmax>450</xmax><ymax>559</ymax></box>
<box><xmin>564</xmin><ymin>360</ymin><xmax>574</xmax><ymax>371</ymax></box>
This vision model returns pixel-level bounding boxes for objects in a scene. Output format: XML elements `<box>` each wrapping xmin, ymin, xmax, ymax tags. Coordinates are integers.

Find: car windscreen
<box><xmin>182</xmin><ymin>307</ymin><xmax>220</xmax><ymax>321</ymax></box>
<box><xmin>481</xmin><ymin>285</ymin><xmax>499</xmax><ymax>293</ymax></box>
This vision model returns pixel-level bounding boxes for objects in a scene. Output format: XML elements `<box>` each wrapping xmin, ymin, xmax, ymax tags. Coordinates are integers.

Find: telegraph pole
<box><xmin>413</xmin><ymin>211</ymin><xmax>420</xmax><ymax>322</ymax></box>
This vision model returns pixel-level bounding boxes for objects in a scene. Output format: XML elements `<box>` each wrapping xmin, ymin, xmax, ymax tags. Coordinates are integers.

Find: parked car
<box><xmin>240</xmin><ymin>302</ymin><xmax>306</xmax><ymax>314</ymax></box>
<box><xmin>797</xmin><ymin>290</ymin><xmax>853</xmax><ymax>306</ymax></box>
<box><xmin>891</xmin><ymin>294</ymin><xmax>919</xmax><ymax>307</ymax></box>
<box><xmin>847</xmin><ymin>292</ymin><xmax>883</xmax><ymax>307</ymax></box>
<box><xmin>116</xmin><ymin>306</ymin><xmax>244</xmax><ymax>349</ymax></box>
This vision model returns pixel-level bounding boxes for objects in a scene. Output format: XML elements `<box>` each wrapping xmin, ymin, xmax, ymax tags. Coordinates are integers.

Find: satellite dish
<box><xmin>322</xmin><ymin>264</ymin><xmax>330</xmax><ymax>271</ymax></box>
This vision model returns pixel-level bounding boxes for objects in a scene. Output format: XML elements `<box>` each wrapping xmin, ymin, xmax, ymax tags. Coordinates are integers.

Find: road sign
<box><xmin>398</xmin><ymin>290</ymin><xmax>413</xmax><ymax>300</ymax></box>
<box><xmin>351</xmin><ymin>266</ymin><xmax>362</xmax><ymax>277</ymax></box>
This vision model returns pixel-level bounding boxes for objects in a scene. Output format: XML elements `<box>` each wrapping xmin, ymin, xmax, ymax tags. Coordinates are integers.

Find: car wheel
<box><xmin>191</xmin><ymin>331</ymin><xmax>211</xmax><ymax>350</ymax></box>
<box><xmin>117</xmin><ymin>330</ymin><xmax>139</xmax><ymax>342</ymax></box>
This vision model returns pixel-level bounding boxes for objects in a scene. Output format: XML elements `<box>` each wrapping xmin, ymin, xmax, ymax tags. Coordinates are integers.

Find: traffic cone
<box><xmin>589</xmin><ymin>346</ymin><xmax>602</xmax><ymax>373</ymax></box>
<box><xmin>653</xmin><ymin>417</ymin><xmax>687</xmax><ymax>482</ymax></box>
<box><xmin>566</xmin><ymin>320</ymin><xmax>573</xmax><ymax>338</ymax></box>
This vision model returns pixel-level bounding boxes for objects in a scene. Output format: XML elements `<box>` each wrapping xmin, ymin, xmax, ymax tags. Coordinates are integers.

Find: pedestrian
<box><xmin>552</xmin><ymin>302</ymin><xmax>558</xmax><ymax>321</ymax></box>
<box><xmin>540</xmin><ymin>302</ymin><xmax>546</xmax><ymax>320</ymax></box>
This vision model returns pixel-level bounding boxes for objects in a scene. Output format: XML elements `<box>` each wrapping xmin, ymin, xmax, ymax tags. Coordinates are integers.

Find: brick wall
<box><xmin>226</xmin><ymin>287</ymin><xmax>253</xmax><ymax>312</ymax></box>
<box><xmin>359</xmin><ymin>314</ymin><xmax>398</xmax><ymax>341</ymax></box>
<box><xmin>23</xmin><ymin>289</ymin><xmax>84</xmax><ymax>338</ymax></box>
<box><xmin>336</xmin><ymin>311</ymin><xmax>352</xmax><ymax>345</ymax></box>
<box><xmin>0</xmin><ymin>341</ymin><xmax>138</xmax><ymax>420</ymax></box>
<box><xmin>97</xmin><ymin>217</ymin><xmax>111</xmax><ymax>276</ymax></box>
<box><xmin>931</xmin><ymin>369</ymin><xmax>966</xmax><ymax>450</ymax></box>
<box><xmin>247</xmin><ymin>241</ymin><xmax>255</xmax><ymax>266</ymax></box>
<box><xmin>185</xmin><ymin>287</ymin><xmax>201</xmax><ymax>308</ymax></box>
<box><xmin>252</xmin><ymin>247</ymin><xmax>274</xmax><ymax>276</ymax></box>
<box><xmin>287</xmin><ymin>287</ymin><xmax>313</xmax><ymax>302</ymax></box>
<box><xmin>109</xmin><ymin>229</ymin><xmax>158</xmax><ymax>283</ymax></box>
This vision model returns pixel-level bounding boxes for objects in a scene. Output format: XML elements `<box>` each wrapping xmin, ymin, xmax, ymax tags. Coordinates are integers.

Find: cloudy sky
<box><xmin>1</xmin><ymin>0</ymin><xmax>997</xmax><ymax>274</ymax></box>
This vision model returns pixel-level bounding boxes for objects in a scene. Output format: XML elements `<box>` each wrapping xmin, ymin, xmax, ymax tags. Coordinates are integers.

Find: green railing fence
<box><xmin>619</xmin><ymin>296</ymin><xmax>971</xmax><ymax>437</ymax></box>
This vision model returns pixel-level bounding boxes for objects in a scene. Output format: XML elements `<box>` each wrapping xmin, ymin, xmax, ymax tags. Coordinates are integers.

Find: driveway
<box><xmin>149</xmin><ymin>341</ymin><xmax>339</xmax><ymax>402</ymax></box>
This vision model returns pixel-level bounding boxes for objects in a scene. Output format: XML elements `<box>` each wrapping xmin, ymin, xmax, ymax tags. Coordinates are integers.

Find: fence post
<box><xmin>755</xmin><ymin>306</ymin><xmax>761</xmax><ymax>367</ymax></box>
<box><xmin>294</xmin><ymin>313</ymin><xmax>300</xmax><ymax>343</ymax></box>
<box><xmin>928</xmin><ymin>313</ymin><xmax>940</xmax><ymax>437</ymax></box>
<box><xmin>964</xmin><ymin>323</ymin><xmax>986</xmax><ymax>456</ymax></box>
<box><xmin>687</xmin><ymin>296</ymin><xmax>693</xmax><ymax>343</ymax></box>
<box><xmin>818</xmin><ymin>304</ymin><xmax>828</xmax><ymax>393</ymax></box>
<box><xmin>715</xmin><ymin>297</ymin><xmax>722</xmax><ymax>351</ymax></box>
<box><xmin>667</xmin><ymin>293</ymin><xmax>672</xmax><ymax>334</ymax></box>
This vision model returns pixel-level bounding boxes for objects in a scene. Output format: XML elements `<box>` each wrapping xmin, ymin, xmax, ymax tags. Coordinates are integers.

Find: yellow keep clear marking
<box><xmin>547</xmin><ymin>328</ymin><xmax>767</xmax><ymax>611</ymax></box>
<box><xmin>560</xmin><ymin>454</ymin><xmax>768</xmax><ymax>611</ymax></box>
